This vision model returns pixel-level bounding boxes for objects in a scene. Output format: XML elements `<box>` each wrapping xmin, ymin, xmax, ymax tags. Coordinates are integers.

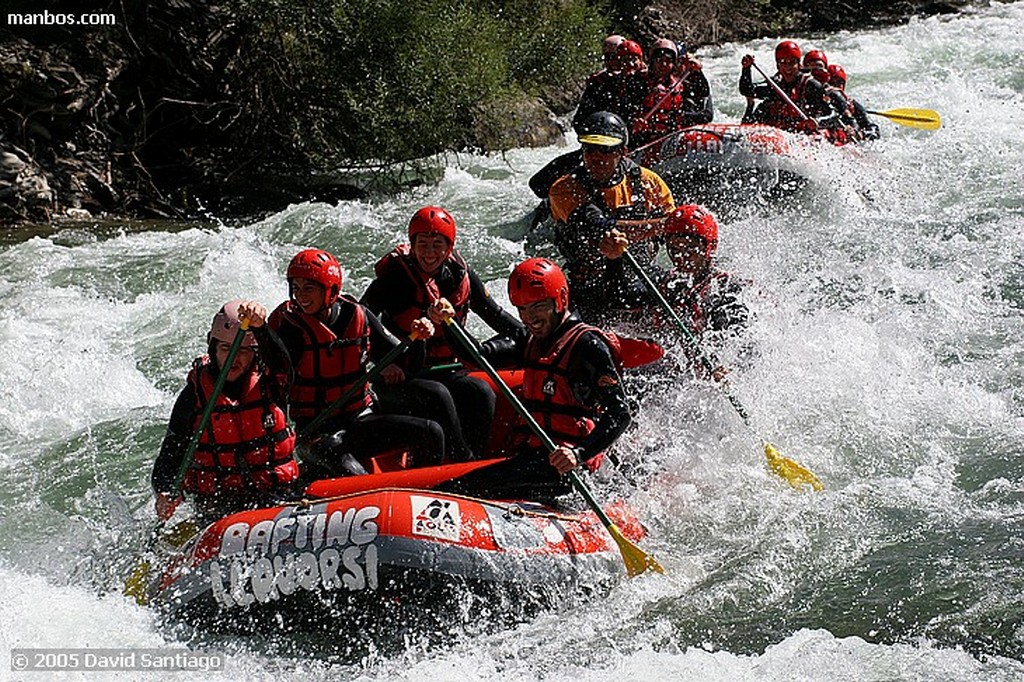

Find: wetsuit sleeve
<box><xmin>252</xmin><ymin>325</ymin><xmax>292</xmax><ymax>401</ymax></box>
<box><xmin>151</xmin><ymin>385</ymin><xmax>199</xmax><ymax>495</ymax></box>
<box><xmin>554</xmin><ymin>202</ymin><xmax>615</xmax><ymax>267</ymax></box>
<box><xmin>852</xmin><ymin>99</ymin><xmax>880</xmax><ymax>140</ymax></box>
<box><xmin>740</xmin><ymin>68</ymin><xmax>774</xmax><ymax>100</ymax></box>
<box><xmin>706</xmin><ymin>276</ymin><xmax>749</xmax><ymax>333</ymax></box>
<box><xmin>271</xmin><ymin>312</ymin><xmax>305</xmax><ymax>367</ymax></box>
<box><xmin>528</xmin><ymin>149</ymin><xmax>584</xmax><ymax>199</ymax></box>
<box><xmin>739</xmin><ymin>66</ymin><xmax>756</xmax><ymax>97</ymax></box>
<box><xmin>568</xmin><ymin>332</ymin><xmax>632</xmax><ymax>461</ymax></box>
<box><xmin>467</xmin><ymin>268</ymin><xmax>526</xmax><ymax>338</ymax></box>
<box><xmin>364</xmin><ymin>304</ymin><xmax>429</xmax><ymax>373</ymax></box>
<box><xmin>363</xmin><ymin>306</ymin><xmax>407</xmax><ymax>359</ymax></box>
<box><xmin>359</xmin><ymin>276</ymin><xmax>389</xmax><ymax>316</ymax></box>
<box><xmin>679</xmin><ymin>72</ymin><xmax>714</xmax><ymax>126</ymax></box>
<box><xmin>471</xmin><ymin>327</ymin><xmax>528</xmax><ymax>370</ymax></box>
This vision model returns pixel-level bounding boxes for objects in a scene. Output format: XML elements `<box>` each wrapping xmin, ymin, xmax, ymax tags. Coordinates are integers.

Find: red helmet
<box><xmin>651</xmin><ymin>38</ymin><xmax>678</xmax><ymax>61</ymax></box>
<box><xmin>803</xmin><ymin>49</ymin><xmax>828</xmax><ymax>68</ymax></box>
<box><xmin>209</xmin><ymin>300</ymin><xmax>257</xmax><ymax>347</ymax></box>
<box><xmin>408</xmin><ymin>205</ymin><xmax>456</xmax><ymax>246</ymax></box>
<box><xmin>828</xmin><ymin>64</ymin><xmax>847</xmax><ymax>87</ymax></box>
<box><xmin>287</xmin><ymin>248</ymin><xmax>342</xmax><ymax>308</ymax></box>
<box><xmin>775</xmin><ymin>40</ymin><xmax>801</xmax><ymax>62</ymax></box>
<box><xmin>664</xmin><ymin>204</ymin><xmax>719</xmax><ymax>260</ymax></box>
<box><xmin>508</xmin><ymin>258</ymin><xmax>569</xmax><ymax>313</ymax></box>
<box><xmin>616</xmin><ymin>39</ymin><xmax>643</xmax><ymax>59</ymax></box>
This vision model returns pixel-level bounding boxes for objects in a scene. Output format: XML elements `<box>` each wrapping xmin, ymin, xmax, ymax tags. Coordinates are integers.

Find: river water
<box><xmin>2</xmin><ymin>4</ymin><xmax>1023</xmax><ymax>680</ymax></box>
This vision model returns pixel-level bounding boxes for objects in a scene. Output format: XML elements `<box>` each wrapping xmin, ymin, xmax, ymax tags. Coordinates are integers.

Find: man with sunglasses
<box><xmin>548</xmin><ymin>110</ymin><xmax>675</xmax><ymax>324</ymax></box>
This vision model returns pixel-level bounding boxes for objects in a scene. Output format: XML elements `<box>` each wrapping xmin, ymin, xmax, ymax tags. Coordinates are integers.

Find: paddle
<box><xmin>414</xmin><ymin>335</ymin><xmax>662</xmax><ymax>375</ymax></box>
<box><xmin>638</xmin><ymin>71</ymin><xmax>692</xmax><ymax>124</ymax></box>
<box><xmin>124</xmin><ymin>316</ymin><xmax>253</xmax><ymax>604</ymax></box>
<box><xmin>750</xmin><ymin>62</ymin><xmax>810</xmax><ymax>121</ymax></box>
<box><xmin>865</xmin><ymin>107</ymin><xmax>941</xmax><ymax>130</ymax></box>
<box><xmin>442</xmin><ymin>318</ymin><xmax>664</xmax><ymax>577</ymax></box>
<box><xmin>622</xmin><ymin>250</ymin><xmax>823</xmax><ymax>492</ymax></box>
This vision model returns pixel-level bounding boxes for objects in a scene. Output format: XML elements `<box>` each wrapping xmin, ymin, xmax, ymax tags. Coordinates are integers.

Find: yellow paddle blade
<box><xmin>869</xmin><ymin>108</ymin><xmax>941</xmax><ymax>131</ymax></box>
<box><xmin>608</xmin><ymin>523</ymin><xmax>665</xmax><ymax>577</ymax></box>
<box><xmin>764</xmin><ymin>443</ymin><xmax>824</xmax><ymax>492</ymax></box>
<box><xmin>122</xmin><ymin>520</ymin><xmax>197</xmax><ymax>606</ymax></box>
<box><xmin>161</xmin><ymin>520</ymin><xmax>198</xmax><ymax>548</ymax></box>
<box><xmin>123</xmin><ymin>560</ymin><xmax>151</xmax><ymax>606</ymax></box>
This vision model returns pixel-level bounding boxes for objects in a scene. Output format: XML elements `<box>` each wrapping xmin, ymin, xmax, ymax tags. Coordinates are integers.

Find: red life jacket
<box><xmin>184</xmin><ymin>357</ymin><xmax>298</xmax><ymax>495</ymax></box>
<box><xmin>761</xmin><ymin>73</ymin><xmax>813</xmax><ymax>131</ymax></box>
<box><xmin>373</xmin><ymin>244</ymin><xmax>471</xmax><ymax>364</ymax></box>
<box><xmin>641</xmin><ymin>76</ymin><xmax>685</xmax><ymax>137</ymax></box>
<box><xmin>270</xmin><ymin>297</ymin><xmax>372</xmax><ymax>422</ymax></box>
<box><xmin>520</xmin><ymin>322</ymin><xmax>623</xmax><ymax>471</ymax></box>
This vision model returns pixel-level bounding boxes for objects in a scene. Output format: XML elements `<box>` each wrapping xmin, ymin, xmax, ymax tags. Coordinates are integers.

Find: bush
<box><xmin>231</xmin><ymin>0</ymin><xmax>606</xmax><ymax>168</ymax></box>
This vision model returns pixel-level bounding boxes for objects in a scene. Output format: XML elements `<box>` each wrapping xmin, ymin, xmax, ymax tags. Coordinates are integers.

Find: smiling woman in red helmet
<box><xmin>435</xmin><ymin>257</ymin><xmax>631</xmax><ymax>500</ymax></box>
<box><xmin>362</xmin><ymin>206</ymin><xmax>525</xmax><ymax>461</ymax></box>
<box><xmin>268</xmin><ymin>248</ymin><xmax>445</xmax><ymax>477</ymax></box>
<box><xmin>151</xmin><ymin>299</ymin><xmax>299</xmax><ymax>525</ymax></box>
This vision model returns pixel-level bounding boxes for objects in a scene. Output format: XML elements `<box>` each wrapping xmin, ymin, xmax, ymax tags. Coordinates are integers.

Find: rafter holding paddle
<box><xmin>124</xmin><ymin>314</ymin><xmax>253</xmax><ymax>604</ymax></box>
<box><xmin>621</xmin><ymin>250</ymin><xmax>823</xmax><ymax>492</ymax></box>
<box><xmin>443</xmin><ymin>317</ymin><xmax>665</xmax><ymax>577</ymax></box>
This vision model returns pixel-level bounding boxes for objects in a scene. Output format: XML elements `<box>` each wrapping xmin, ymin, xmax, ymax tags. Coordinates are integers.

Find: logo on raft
<box><xmin>207</xmin><ymin>505</ymin><xmax>381</xmax><ymax>608</ymax></box>
<box><xmin>411</xmin><ymin>495</ymin><xmax>461</xmax><ymax>542</ymax></box>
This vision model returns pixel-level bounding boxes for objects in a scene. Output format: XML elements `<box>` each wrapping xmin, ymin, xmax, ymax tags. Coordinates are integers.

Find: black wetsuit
<box><xmin>362</xmin><ymin>262</ymin><xmax>525</xmax><ymax>459</ymax></box>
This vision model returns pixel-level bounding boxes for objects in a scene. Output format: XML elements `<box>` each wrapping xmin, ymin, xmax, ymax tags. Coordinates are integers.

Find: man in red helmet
<box><xmin>739</xmin><ymin>40</ymin><xmax>847</xmax><ymax>135</ymax></box>
<box><xmin>436</xmin><ymin>258</ymin><xmax>631</xmax><ymax>500</ymax></box>
<box><xmin>152</xmin><ymin>300</ymin><xmax>299</xmax><ymax>524</ymax></box>
<box><xmin>548</xmin><ymin>110</ymin><xmax>674</xmax><ymax>324</ymax></box>
<box><xmin>602</xmin><ymin>205</ymin><xmax>748</xmax><ymax>380</ymax></box>
<box><xmin>269</xmin><ymin>248</ymin><xmax>446</xmax><ymax>477</ymax></box>
<box><xmin>659</xmin><ymin>205</ymin><xmax>748</xmax><ymax>340</ymax></box>
<box><xmin>362</xmin><ymin>206</ymin><xmax>525</xmax><ymax>461</ymax></box>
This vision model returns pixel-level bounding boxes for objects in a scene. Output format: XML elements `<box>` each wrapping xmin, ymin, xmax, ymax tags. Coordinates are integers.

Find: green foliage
<box><xmin>229</xmin><ymin>0</ymin><xmax>606</xmax><ymax>169</ymax></box>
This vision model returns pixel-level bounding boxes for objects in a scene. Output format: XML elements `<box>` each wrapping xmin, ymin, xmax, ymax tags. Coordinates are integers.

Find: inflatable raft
<box><xmin>632</xmin><ymin>123</ymin><xmax>856</xmax><ymax>212</ymax></box>
<box><xmin>150</xmin><ymin>460</ymin><xmax>648</xmax><ymax>620</ymax></box>
<box><xmin>141</xmin><ymin>368</ymin><xmax>657</xmax><ymax>624</ymax></box>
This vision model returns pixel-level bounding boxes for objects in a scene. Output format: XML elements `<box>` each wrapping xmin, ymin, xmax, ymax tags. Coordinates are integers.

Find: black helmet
<box><xmin>576</xmin><ymin>111</ymin><xmax>628</xmax><ymax>149</ymax></box>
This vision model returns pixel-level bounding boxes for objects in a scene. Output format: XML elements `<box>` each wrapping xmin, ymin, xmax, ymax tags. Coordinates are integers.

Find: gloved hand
<box><xmin>155</xmin><ymin>492</ymin><xmax>182</xmax><ymax>522</ymax></box>
<box><xmin>741</xmin><ymin>54</ymin><xmax>754</xmax><ymax>69</ymax></box>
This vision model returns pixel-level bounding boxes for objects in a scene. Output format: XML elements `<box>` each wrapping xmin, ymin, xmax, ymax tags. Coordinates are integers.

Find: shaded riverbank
<box><xmin>1</xmin><ymin>0</ymin><xmax>978</xmax><ymax>227</ymax></box>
